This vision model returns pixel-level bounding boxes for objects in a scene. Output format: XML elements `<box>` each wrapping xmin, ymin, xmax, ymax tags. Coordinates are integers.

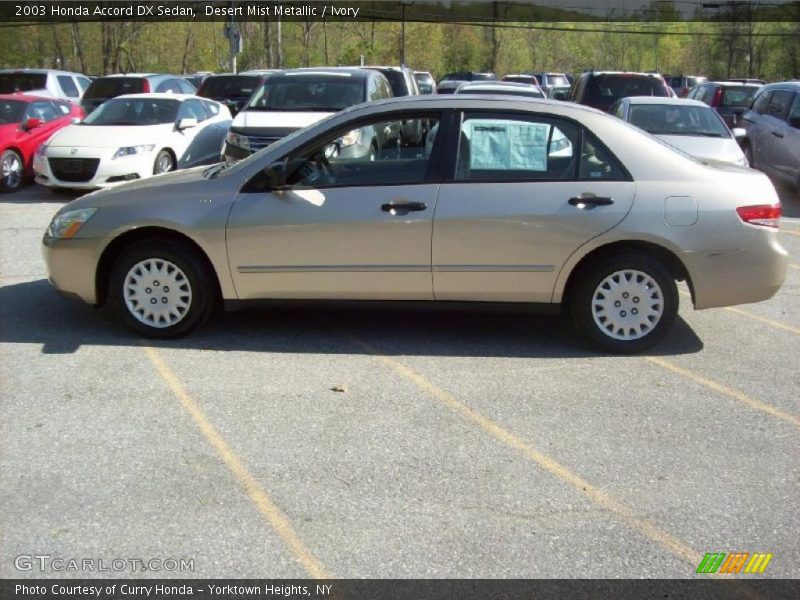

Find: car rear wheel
<box><xmin>110</xmin><ymin>240</ymin><xmax>216</xmax><ymax>338</ymax></box>
<box><xmin>571</xmin><ymin>254</ymin><xmax>678</xmax><ymax>354</ymax></box>
<box><xmin>0</xmin><ymin>149</ymin><xmax>24</xmax><ymax>193</ymax></box>
<box><xmin>153</xmin><ymin>149</ymin><xmax>175</xmax><ymax>175</ymax></box>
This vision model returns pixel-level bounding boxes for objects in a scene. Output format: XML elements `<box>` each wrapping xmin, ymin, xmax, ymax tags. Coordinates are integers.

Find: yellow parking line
<box><xmin>142</xmin><ymin>345</ymin><xmax>332</xmax><ymax>579</ymax></box>
<box><xmin>646</xmin><ymin>356</ymin><xmax>800</xmax><ymax>431</ymax></box>
<box><xmin>678</xmin><ymin>289</ymin><xmax>800</xmax><ymax>336</ymax></box>
<box><xmin>346</xmin><ymin>335</ymin><xmax>702</xmax><ymax>567</ymax></box>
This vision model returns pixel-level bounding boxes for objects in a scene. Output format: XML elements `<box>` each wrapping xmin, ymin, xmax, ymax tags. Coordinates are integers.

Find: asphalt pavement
<box><xmin>0</xmin><ymin>181</ymin><xmax>798</xmax><ymax>579</ymax></box>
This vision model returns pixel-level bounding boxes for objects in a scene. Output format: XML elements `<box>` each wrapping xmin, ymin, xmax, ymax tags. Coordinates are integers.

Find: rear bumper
<box><xmin>683</xmin><ymin>231</ymin><xmax>788</xmax><ymax>309</ymax></box>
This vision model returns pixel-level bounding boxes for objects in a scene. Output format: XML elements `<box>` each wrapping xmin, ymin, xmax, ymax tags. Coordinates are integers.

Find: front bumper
<box><xmin>42</xmin><ymin>234</ymin><xmax>104</xmax><ymax>305</ymax></box>
<box><xmin>684</xmin><ymin>230</ymin><xmax>788</xmax><ymax>310</ymax></box>
<box><xmin>34</xmin><ymin>149</ymin><xmax>154</xmax><ymax>189</ymax></box>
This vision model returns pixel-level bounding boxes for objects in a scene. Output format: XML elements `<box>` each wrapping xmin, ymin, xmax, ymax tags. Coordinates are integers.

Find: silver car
<box><xmin>740</xmin><ymin>81</ymin><xmax>800</xmax><ymax>190</ymax></box>
<box><xmin>43</xmin><ymin>96</ymin><xmax>788</xmax><ymax>353</ymax></box>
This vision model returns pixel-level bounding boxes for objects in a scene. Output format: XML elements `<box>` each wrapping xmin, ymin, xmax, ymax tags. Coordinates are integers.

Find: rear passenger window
<box><xmin>766</xmin><ymin>90</ymin><xmax>793</xmax><ymax>121</ymax></box>
<box><xmin>580</xmin><ymin>132</ymin><xmax>627</xmax><ymax>181</ymax></box>
<box><xmin>202</xmin><ymin>100</ymin><xmax>220</xmax><ymax>117</ymax></box>
<box><xmin>57</xmin><ymin>75</ymin><xmax>79</xmax><ymax>98</ymax></box>
<box><xmin>53</xmin><ymin>101</ymin><xmax>71</xmax><ymax>115</ymax></box>
<box><xmin>455</xmin><ymin>114</ymin><xmax>580</xmax><ymax>181</ymax></box>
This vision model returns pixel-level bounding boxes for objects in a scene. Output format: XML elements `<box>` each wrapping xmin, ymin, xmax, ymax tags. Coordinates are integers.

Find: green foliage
<box><xmin>0</xmin><ymin>17</ymin><xmax>796</xmax><ymax>81</ymax></box>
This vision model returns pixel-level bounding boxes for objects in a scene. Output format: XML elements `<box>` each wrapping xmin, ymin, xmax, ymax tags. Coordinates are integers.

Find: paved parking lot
<box><xmin>1</xmin><ymin>182</ymin><xmax>798</xmax><ymax>579</ymax></box>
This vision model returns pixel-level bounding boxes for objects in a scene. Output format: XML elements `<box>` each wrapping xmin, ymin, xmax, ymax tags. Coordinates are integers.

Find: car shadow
<box><xmin>1</xmin><ymin>184</ymin><xmax>86</xmax><ymax>204</ymax></box>
<box><xmin>0</xmin><ymin>279</ymin><xmax>704</xmax><ymax>358</ymax></box>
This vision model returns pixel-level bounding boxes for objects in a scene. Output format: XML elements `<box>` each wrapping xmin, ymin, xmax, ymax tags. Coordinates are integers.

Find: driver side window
<box><xmin>286</xmin><ymin>116</ymin><xmax>440</xmax><ymax>189</ymax></box>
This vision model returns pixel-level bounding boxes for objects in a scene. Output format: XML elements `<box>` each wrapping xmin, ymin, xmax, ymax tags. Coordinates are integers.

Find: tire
<box><xmin>742</xmin><ymin>142</ymin><xmax>753</xmax><ymax>168</ymax></box>
<box><xmin>570</xmin><ymin>253</ymin><xmax>678</xmax><ymax>354</ymax></box>
<box><xmin>109</xmin><ymin>239</ymin><xmax>216</xmax><ymax>338</ymax></box>
<box><xmin>153</xmin><ymin>149</ymin><xmax>175</xmax><ymax>175</ymax></box>
<box><xmin>0</xmin><ymin>149</ymin><xmax>24</xmax><ymax>193</ymax></box>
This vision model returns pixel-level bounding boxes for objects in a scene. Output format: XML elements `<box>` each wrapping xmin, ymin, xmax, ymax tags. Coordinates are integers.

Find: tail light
<box><xmin>680</xmin><ymin>87</ymin><xmax>689</xmax><ymax>97</ymax></box>
<box><xmin>736</xmin><ymin>204</ymin><xmax>781</xmax><ymax>228</ymax></box>
<box><xmin>711</xmin><ymin>87</ymin><xmax>723</xmax><ymax>107</ymax></box>
<box><xmin>196</xmin><ymin>81</ymin><xmax>206</xmax><ymax>96</ymax></box>
<box><xmin>142</xmin><ymin>79</ymin><xmax>150</xmax><ymax>93</ymax></box>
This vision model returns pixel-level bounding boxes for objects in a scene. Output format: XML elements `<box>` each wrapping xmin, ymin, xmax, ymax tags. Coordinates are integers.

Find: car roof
<box><xmin>271</xmin><ymin>67</ymin><xmax>370</xmax><ymax>80</ymax></box>
<box><xmin>114</xmin><ymin>93</ymin><xmax>196</xmax><ymax>100</ymax></box>
<box><xmin>99</xmin><ymin>74</ymin><xmax>176</xmax><ymax>79</ymax></box>
<box><xmin>459</xmin><ymin>81</ymin><xmax>540</xmax><ymax>90</ymax></box>
<box><xmin>623</xmin><ymin>96</ymin><xmax>707</xmax><ymax>107</ymax></box>
<box><xmin>759</xmin><ymin>81</ymin><xmax>800</xmax><ymax>92</ymax></box>
<box><xmin>0</xmin><ymin>93</ymin><xmax>53</xmax><ymax>103</ymax></box>
<box><xmin>709</xmin><ymin>81</ymin><xmax>762</xmax><ymax>87</ymax></box>
<box><xmin>0</xmin><ymin>68</ymin><xmax>84</xmax><ymax>76</ymax></box>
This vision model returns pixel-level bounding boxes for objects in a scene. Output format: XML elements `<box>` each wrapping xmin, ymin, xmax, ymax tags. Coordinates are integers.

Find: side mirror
<box><xmin>731</xmin><ymin>127</ymin><xmax>746</xmax><ymax>139</ymax></box>
<box><xmin>177</xmin><ymin>118</ymin><xmax>198</xmax><ymax>130</ymax></box>
<box><xmin>23</xmin><ymin>117</ymin><xmax>42</xmax><ymax>130</ymax></box>
<box><xmin>264</xmin><ymin>159</ymin><xmax>288</xmax><ymax>191</ymax></box>
<box><xmin>788</xmin><ymin>116</ymin><xmax>800</xmax><ymax>129</ymax></box>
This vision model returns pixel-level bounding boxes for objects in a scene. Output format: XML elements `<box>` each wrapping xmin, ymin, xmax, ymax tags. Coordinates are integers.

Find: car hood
<box><xmin>47</xmin><ymin>124</ymin><xmax>173</xmax><ymax>148</ymax></box>
<box><xmin>656</xmin><ymin>134</ymin><xmax>745</xmax><ymax>164</ymax></box>
<box><xmin>235</xmin><ymin>110</ymin><xmax>333</xmax><ymax>129</ymax></box>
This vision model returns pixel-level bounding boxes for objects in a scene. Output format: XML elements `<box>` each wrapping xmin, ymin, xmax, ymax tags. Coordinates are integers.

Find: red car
<box><xmin>1</xmin><ymin>94</ymin><xmax>84</xmax><ymax>193</ymax></box>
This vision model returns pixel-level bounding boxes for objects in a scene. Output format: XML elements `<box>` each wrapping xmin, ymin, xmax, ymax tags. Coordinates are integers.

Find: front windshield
<box><xmin>246</xmin><ymin>76</ymin><xmax>365</xmax><ymax>112</ymax></box>
<box><xmin>0</xmin><ymin>100</ymin><xmax>26</xmax><ymax>124</ymax></box>
<box><xmin>82</xmin><ymin>98</ymin><xmax>179</xmax><ymax>125</ymax></box>
<box><xmin>629</xmin><ymin>104</ymin><xmax>730</xmax><ymax>137</ymax></box>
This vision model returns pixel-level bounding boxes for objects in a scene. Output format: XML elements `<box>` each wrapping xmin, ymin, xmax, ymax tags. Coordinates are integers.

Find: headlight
<box><xmin>47</xmin><ymin>208</ymin><xmax>98</xmax><ymax>239</ymax></box>
<box><xmin>113</xmin><ymin>145</ymin><xmax>155</xmax><ymax>159</ymax></box>
<box><xmin>36</xmin><ymin>143</ymin><xmax>48</xmax><ymax>158</ymax></box>
<box><xmin>225</xmin><ymin>131</ymin><xmax>250</xmax><ymax>150</ymax></box>
<box><xmin>337</xmin><ymin>129</ymin><xmax>362</xmax><ymax>148</ymax></box>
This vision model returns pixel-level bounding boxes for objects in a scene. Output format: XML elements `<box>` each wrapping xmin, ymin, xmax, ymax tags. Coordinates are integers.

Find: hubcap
<box><xmin>2</xmin><ymin>153</ymin><xmax>22</xmax><ymax>188</ymax></box>
<box><xmin>591</xmin><ymin>269</ymin><xmax>664</xmax><ymax>341</ymax></box>
<box><xmin>124</xmin><ymin>259</ymin><xmax>192</xmax><ymax>328</ymax></box>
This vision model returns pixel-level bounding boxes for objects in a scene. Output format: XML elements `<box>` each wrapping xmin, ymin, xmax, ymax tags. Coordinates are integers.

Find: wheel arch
<box><xmin>95</xmin><ymin>226</ymin><xmax>222</xmax><ymax>307</ymax></box>
<box><xmin>559</xmin><ymin>239</ymin><xmax>693</xmax><ymax>307</ymax></box>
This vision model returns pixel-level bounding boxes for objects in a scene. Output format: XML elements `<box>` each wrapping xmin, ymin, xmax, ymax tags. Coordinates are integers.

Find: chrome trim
<box><xmin>238</xmin><ymin>264</ymin><xmax>430</xmax><ymax>273</ymax></box>
<box><xmin>433</xmin><ymin>264</ymin><xmax>554</xmax><ymax>272</ymax></box>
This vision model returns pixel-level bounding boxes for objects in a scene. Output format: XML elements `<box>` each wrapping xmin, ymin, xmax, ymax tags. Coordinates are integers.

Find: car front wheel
<box><xmin>153</xmin><ymin>149</ymin><xmax>175</xmax><ymax>175</ymax></box>
<box><xmin>571</xmin><ymin>254</ymin><xmax>678</xmax><ymax>354</ymax></box>
<box><xmin>110</xmin><ymin>240</ymin><xmax>216</xmax><ymax>338</ymax></box>
<box><xmin>0</xmin><ymin>149</ymin><xmax>24</xmax><ymax>193</ymax></box>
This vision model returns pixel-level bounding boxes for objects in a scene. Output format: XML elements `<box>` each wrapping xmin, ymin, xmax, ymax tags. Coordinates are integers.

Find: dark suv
<box><xmin>687</xmin><ymin>81</ymin><xmax>761</xmax><ymax>128</ymax></box>
<box><xmin>568</xmin><ymin>71</ymin><xmax>671</xmax><ymax>112</ymax></box>
<box><xmin>81</xmin><ymin>74</ymin><xmax>195</xmax><ymax>114</ymax></box>
<box><xmin>362</xmin><ymin>66</ymin><xmax>424</xmax><ymax>144</ymax></box>
<box><xmin>197</xmin><ymin>73</ymin><xmax>271</xmax><ymax>117</ymax></box>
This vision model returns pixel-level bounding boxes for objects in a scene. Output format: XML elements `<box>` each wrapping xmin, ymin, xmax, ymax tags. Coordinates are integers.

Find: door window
<box><xmin>25</xmin><ymin>101</ymin><xmax>59</xmax><ymax>123</ymax></box>
<box><xmin>789</xmin><ymin>93</ymin><xmax>800</xmax><ymax>127</ymax></box>
<box><xmin>57</xmin><ymin>75</ymin><xmax>79</xmax><ymax>98</ymax></box>
<box><xmin>766</xmin><ymin>90</ymin><xmax>793</xmax><ymax>121</ymax></box>
<box><xmin>286</xmin><ymin>116</ymin><xmax>440</xmax><ymax>188</ymax></box>
<box><xmin>751</xmin><ymin>90</ymin><xmax>772</xmax><ymax>115</ymax></box>
<box><xmin>454</xmin><ymin>114</ymin><xmax>580</xmax><ymax>181</ymax></box>
<box><xmin>177</xmin><ymin>99</ymin><xmax>208</xmax><ymax>122</ymax></box>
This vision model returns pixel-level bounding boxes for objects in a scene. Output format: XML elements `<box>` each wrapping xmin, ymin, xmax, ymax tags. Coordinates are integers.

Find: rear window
<box><xmin>503</xmin><ymin>75</ymin><xmax>538</xmax><ymax>85</ymax></box>
<box><xmin>546</xmin><ymin>74</ymin><xmax>569</xmax><ymax>86</ymax></box>
<box><xmin>0</xmin><ymin>72</ymin><xmax>47</xmax><ymax>93</ymax></box>
<box><xmin>247</xmin><ymin>76</ymin><xmax>366</xmax><ymax>111</ymax></box>
<box><xmin>687</xmin><ymin>76</ymin><xmax>706</xmax><ymax>87</ymax></box>
<box><xmin>586</xmin><ymin>75</ymin><xmax>668</xmax><ymax>104</ymax></box>
<box><xmin>199</xmin><ymin>75</ymin><xmax>260</xmax><ymax>99</ymax></box>
<box><xmin>721</xmin><ymin>86</ymin><xmax>759</xmax><ymax>108</ymax></box>
<box><xmin>83</xmin><ymin>77</ymin><xmax>145</xmax><ymax>100</ymax></box>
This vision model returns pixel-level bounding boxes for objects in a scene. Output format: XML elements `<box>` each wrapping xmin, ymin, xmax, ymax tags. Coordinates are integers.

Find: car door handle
<box><xmin>381</xmin><ymin>201</ymin><xmax>427</xmax><ymax>215</ymax></box>
<box><xmin>568</xmin><ymin>196</ymin><xmax>614</xmax><ymax>208</ymax></box>
<box><xmin>771</xmin><ymin>131</ymin><xmax>784</xmax><ymax>138</ymax></box>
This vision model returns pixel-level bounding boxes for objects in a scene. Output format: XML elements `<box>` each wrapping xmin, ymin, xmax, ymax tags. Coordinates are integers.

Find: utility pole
<box><xmin>225</xmin><ymin>0</ymin><xmax>240</xmax><ymax>73</ymax></box>
<box><xmin>400</xmin><ymin>2</ymin><xmax>406</xmax><ymax>65</ymax></box>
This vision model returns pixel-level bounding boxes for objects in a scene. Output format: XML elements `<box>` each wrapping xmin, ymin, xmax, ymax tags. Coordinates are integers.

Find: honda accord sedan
<box><xmin>42</xmin><ymin>95</ymin><xmax>788</xmax><ymax>353</ymax></box>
